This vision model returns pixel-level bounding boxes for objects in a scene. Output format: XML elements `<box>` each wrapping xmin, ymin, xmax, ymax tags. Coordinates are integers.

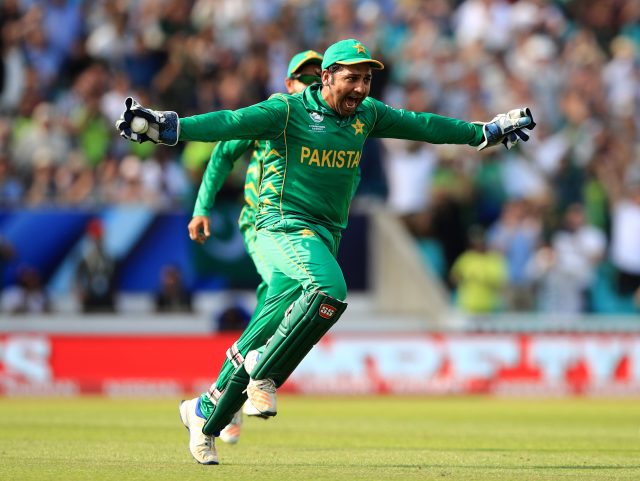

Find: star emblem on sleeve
<box><xmin>351</xmin><ymin>118</ymin><xmax>365</xmax><ymax>135</ymax></box>
<box><xmin>353</xmin><ymin>43</ymin><xmax>367</xmax><ymax>54</ymax></box>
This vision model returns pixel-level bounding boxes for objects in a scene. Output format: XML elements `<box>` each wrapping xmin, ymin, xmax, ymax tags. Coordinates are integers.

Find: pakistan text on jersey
<box><xmin>299</xmin><ymin>147</ymin><xmax>361</xmax><ymax>169</ymax></box>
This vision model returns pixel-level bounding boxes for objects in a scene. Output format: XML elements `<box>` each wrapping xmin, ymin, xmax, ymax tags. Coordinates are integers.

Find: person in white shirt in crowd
<box><xmin>527</xmin><ymin>203</ymin><xmax>606</xmax><ymax>314</ymax></box>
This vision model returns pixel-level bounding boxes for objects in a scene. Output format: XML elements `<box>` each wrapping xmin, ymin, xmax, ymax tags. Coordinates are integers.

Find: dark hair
<box><xmin>326</xmin><ymin>64</ymin><xmax>345</xmax><ymax>75</ymax></box>
<box><xmin>324</xmin><ymin>64</ymin><xmax>345</xmax><ymax>86</ymax></box>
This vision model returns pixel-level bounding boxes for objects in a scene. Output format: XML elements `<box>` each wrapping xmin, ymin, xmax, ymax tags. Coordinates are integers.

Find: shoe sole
<box><xmin>246</xmin><ymin>413</ymin><xmax>271</xmax><ymax>420</ymax></box>
<box><xmin>256</xmin><ymin>410</ymin><xmax>277</xmax><ymax>417</ymax></box>
<box><xmin>179</xmin><ymin>400</ymin><xmax>219</xmax><ymax>465</ymax></box>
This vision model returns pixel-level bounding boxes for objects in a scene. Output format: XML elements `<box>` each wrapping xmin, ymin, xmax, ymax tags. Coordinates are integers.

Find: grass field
<box><xmin>0</xmin><ymin>396</ymin><xmax>638</xmax><ymax>481</ymax></box>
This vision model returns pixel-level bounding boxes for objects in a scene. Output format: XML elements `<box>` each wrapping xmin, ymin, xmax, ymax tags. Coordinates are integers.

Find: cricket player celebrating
<box><xmin>116</xmin><ymin>39</ymin><xmax>535</xmax><ymax>465</ymax></box>
<box><xmin>188</xmin><ymin>50</ymin><xmax>325</xmax><ymax>445</ymax></box>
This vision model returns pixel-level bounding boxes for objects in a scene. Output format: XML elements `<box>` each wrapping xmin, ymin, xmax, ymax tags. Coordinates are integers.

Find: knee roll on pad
<box><xmin>250</xmin><ymin>290</ymin><xmax>347</xmax><ymax>386</ymax></box>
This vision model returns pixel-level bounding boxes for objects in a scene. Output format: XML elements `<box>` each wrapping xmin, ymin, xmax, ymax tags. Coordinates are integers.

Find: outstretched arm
<box><xmin>179</xmin><ymin>101</ymin><xmax>288</xmax><ymax>143</ymax></box>
<box><xmin>369</xmin><ymin>98</ymin><xmax>534</xmax><ymax>150</ymax></box>
<box><xmin>116</xmin><ymin>96</ymin><xmax>290</xmax><ymax>145</ymax></box>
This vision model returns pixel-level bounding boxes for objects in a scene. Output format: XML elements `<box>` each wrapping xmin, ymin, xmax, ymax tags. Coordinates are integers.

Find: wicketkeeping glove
<box><xmin>115</xmin><ymin>97</ymin><xmax>180</xmax><ymax>145</ymax></box>
<box><xmin>474</xmin><ymin>108</ymin><xmax>536</xmax><ymax>151</ymax></box>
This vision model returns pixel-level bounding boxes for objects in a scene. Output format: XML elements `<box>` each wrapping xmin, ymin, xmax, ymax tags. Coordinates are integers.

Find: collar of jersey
<box><xmin>302</xmin><ymin>84</ymin><xmax>366</xmax><ymax>118</ymax></box>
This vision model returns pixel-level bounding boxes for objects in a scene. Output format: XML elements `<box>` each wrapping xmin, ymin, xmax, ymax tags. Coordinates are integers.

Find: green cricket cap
<box><xmin>287</xmin><ymin>50</ymin><xmax>324</xmax><ymax>78</ymax></box>
<box><xmin>321</xmin><ymin>39</ymin><xmax>384</xmax><ymax>70</ymax></box>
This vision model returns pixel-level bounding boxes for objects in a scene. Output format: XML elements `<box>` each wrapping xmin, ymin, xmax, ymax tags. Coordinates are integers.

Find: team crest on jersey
<box><xmin>309</xmin><ymin>112</ymin><xmax>324</xmax><ymax>123</ymax></box>
<box><xmin>351</xmin><ymin>118</ymin><xmax>365</xmax><ymax>135</ymax></box>
<box><xmin>318</xmin><ymin>303</ymin><xmax>337</xmax><ymax>319</ymax></box>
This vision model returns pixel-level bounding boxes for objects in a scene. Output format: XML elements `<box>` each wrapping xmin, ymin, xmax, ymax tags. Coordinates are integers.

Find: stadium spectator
<box><xmin>85</xmin><ymin>3</ymin><xmax>129</xmax><ymax>67</ymax></box>
<box><xmin>381</xmin><ymin>82</ymin><xmax>439</xmax><ymax>217</ymax></box>
<box><xmin>40</xmin><ymin>0</ymin><xmax>84</xmax><ymax>62</ymax></box>
<box><xmin>23</xmin><ymin>147</ymin><xmax>56</xmax><ymax>205</ymax></box>
<box><xmin>421</xmin><ymin>147</ymin><xmax>475</xmax><ymax>280</ymax></box>
<box><xmin>11</xmin><ymin>101</ymin><xmax>71</xmax><ymax>177</ymax></box>
<box><xmin>155</xmin><ymin>264</ymin><xmax>193</xmax><ymax>313</ymax></box>
<box><xmin>450</xmin><ymin>225</ymin><xmax>509</xmax><ymax>314</ymax></box>
<box><xmin>487</xmin><ymin>199</ymin><xmax>542</xmax><ymax>311</ymax></box>
<box><xmin>0</xmin><ymin>234</ymin><xmax>15</xmax><ymax>291</ymax></box>
<box><xmin>0</xmin><ymin>264</ymin><xmax>50</xmax><ymax>314</ymax></box>
<box><xmin>0</xmin><ymin>151</ymin><xmax>23</xmax><ymax>207</ymax></box>
<box><xmin>0</xmin><ymin>3</ymin><xmax>27</xmax><ymax>113</ymax></box>
<box><xmin>596</xmin><ymin>144</ymin><xmax>640</xmax><ymax>302</ymax></box>
<box><xmin>526</xmin><ymin>203</ymin><xmax>606</xmax><ymax>314</ymax></box>
<box><xmin>62</xmin><ymin>65</ymin><xmax>112</xmax><ymax>168</ymax></box>
<box><xmin>75</xmin><ymin>218</ymin><xmax>117</xmax><ymax>313</ymax></box>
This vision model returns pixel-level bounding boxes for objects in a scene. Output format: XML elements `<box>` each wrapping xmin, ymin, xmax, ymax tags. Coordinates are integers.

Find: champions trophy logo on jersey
<box><xmin>318</xmin><ymin>303</ymin><xmax>337</xmax><ymax>319</ymax></box>
<box><xmin>308</xmin><ymin>111</ymin><xmax>326</xmax><ymax>132</ymax></box>
<box><xmin>309</xmin><ymin>112</ymin><xmax>324</xmax><ymax>123</ymax></box>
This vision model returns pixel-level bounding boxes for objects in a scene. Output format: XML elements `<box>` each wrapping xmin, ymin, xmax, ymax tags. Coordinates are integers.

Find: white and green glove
<box><xmin>115</xmin><ymin>97</ymin><xmax>180</xmax><ymax>145</ymax></box>
<box><xmin>475</xmin><ymin>108</ymin><xmax>535</xmax><ymax>151</ymax></box>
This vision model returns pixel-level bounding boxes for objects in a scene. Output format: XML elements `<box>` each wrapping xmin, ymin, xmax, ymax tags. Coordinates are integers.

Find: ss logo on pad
<box><xmin>318</xmin><ymin>304</ymin><xmax>337</xmax><ymax>319</ymax></box>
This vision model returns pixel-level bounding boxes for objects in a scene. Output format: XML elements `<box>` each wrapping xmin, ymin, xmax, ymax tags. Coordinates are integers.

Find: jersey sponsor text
<box><xmin>300</xmin><ymin>146</ymin><xmax>361</xmax><ymax>169</ymax></box>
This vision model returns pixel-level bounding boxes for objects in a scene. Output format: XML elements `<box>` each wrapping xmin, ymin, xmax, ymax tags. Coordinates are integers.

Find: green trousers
<box><xmin>199</xmin><ymin>219</ymin><xmax>346</xmax><ymax>417</ymax></box>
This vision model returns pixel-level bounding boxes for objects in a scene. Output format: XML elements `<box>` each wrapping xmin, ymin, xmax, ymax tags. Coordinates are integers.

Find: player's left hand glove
<box><xmin>474</xmin><ymin>108</ymin><xmax>536</xmax><ymax>151</ymax></box>
<box><xmin>115</xmin><ymin>97</ymin><xmax>180</xmax><ymax>145</ymax></box>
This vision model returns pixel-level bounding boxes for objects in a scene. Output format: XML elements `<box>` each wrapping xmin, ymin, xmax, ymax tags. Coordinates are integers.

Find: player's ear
<box><xmin>321</xmin><ymin>70</ymin><xmax>331</xmax><ymax>86</ymax></box>
<box><xmin>284</xmin><ymin>78</ymin><xmax>295</xmax><ymax>94</ymax></box>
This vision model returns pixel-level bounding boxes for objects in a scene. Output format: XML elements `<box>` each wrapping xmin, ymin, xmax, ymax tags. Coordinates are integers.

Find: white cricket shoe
<box><xmin>219</xmin><ymin>409</ymin><xmax>243</xmax><ymax>444</ymax></box>
<box><xmin>243</xmin><ymin>399</ymin><xmax>269</xmax><ymax>419</ymax></box>
<box><xmin>246</xmin><ymin>378</ymin><xmax>277</xmax><ymax>417</ymax></box>
<box><xmin>179</xmin><ymin>398</ymin><xmax>218</xmax><ymax>465</ymax></box>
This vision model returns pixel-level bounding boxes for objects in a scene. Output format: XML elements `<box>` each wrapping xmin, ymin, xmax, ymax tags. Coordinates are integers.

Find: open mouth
<box><xmin>344</xmin><ymin>96</ymin><xmax>362</xmax><ymax>111</ymax></box>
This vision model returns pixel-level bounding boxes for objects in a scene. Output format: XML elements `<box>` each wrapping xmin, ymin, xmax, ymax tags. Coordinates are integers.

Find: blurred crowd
<box><xmin>1</xmin><ymin>0</ymin><xmax>640</xmax><ymax>315</ymax></box>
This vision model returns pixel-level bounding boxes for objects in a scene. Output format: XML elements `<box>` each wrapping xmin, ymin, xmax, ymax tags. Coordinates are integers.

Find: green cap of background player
<box><xmin>321</xmin><ymin>39</ymin><xmax>384</xmax><ymax>70</ymax></box>
<box><xmin>287</xmin><ymin>50</ymin><xmax>324</xmax><ymax>78</ymax></box>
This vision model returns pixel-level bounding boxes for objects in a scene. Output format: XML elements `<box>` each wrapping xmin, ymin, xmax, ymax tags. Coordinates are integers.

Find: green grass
<box><xmin>0</xmin><ymin>396</ymin><xmax>639</xmax><ymax>481</ymax></box>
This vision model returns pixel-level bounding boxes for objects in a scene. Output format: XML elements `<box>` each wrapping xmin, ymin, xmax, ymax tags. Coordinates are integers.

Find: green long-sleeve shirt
<box><xmin>193</xmin><ymin>139</ymin><xmax>265</xmax><ymax>233</ymax></box>
<box><xmin>193</xmin><ymin>138</ymin><xmax>362</xmax><ymax>234</ymax></box>
<box><xmin>181</xmin><ymin>84</ymin><xmax>482</xmax><ymax>233</ymax></box>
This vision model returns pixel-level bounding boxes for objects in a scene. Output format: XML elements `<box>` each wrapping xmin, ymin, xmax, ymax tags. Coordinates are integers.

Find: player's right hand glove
<box><xmin>115</xmin><ymin>97</ymin><xmax>180</xmax><ymax>145</ymax></box>
<box><xmin>474</xmin><ymin>108</ymin><xmax>536</xmax><ymax>151</ymax></box>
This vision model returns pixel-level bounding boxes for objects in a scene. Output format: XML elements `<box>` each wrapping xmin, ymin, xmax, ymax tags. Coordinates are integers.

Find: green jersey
<box><xmin>194</xmin><ymin>137</ymin><xmax>361</xmax><ymax>234</ymax></box>
<box><xmin>180</xmin><ymin>84</ymin><xmax>483</xmax><ymax>233</ymax></box>
<box><xmin>193</xmin><ymin>139</ymin><xmax>268</xmax><ymax>233</ymax></box>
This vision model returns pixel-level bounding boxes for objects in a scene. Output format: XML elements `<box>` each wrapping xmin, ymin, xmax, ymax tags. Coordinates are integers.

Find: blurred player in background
<box><xmin>187</xmin><ymin>50</ymin><xmax>325</xmax><ymax>446</ymax></box>
<box><xmin>116</xmin><ymin>38</ymin><xmax>535</xmax><ymax>465</ymax></box>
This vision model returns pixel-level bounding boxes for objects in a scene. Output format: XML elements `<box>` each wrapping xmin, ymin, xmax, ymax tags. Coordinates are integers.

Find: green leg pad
<box><xmin>251</xmin><ymin>290</ymin><xmax>347</xmax><ymax>387</ymax></box>
<box><xmin>202</xmin><ymin>363</ymin><xmax>249</xmax><ymax>435</ymax></box>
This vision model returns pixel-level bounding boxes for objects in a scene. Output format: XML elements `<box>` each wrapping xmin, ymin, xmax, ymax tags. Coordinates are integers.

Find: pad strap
<box><xmin>205</xmin><ymin>386</ymin><xmax>222</xmax><ymax>405</ymax></box>
<box><xmin>226</xmin><ymin>342</ymin><xmax>245</xmax><ymax>368</ymax></box>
